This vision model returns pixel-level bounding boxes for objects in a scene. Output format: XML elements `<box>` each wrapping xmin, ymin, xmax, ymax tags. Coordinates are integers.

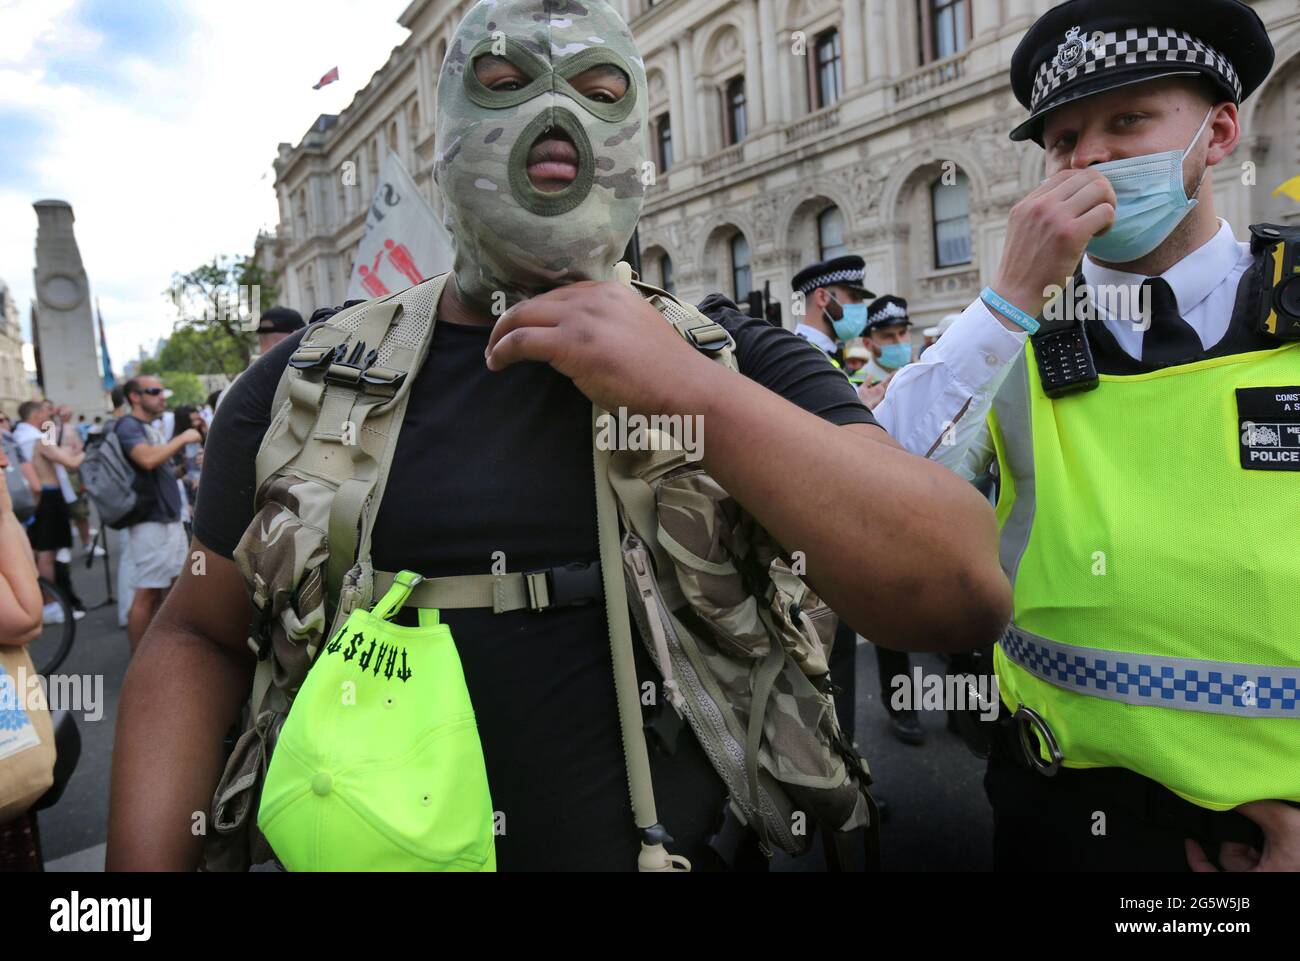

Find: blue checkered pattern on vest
<box><xmin>1000</xmin><ymin>626</ymin><xmax>1300</xmax><ymax>718</ymax></box>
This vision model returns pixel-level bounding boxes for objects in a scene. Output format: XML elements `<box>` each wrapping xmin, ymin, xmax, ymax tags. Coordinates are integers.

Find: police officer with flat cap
<box><xmin>875</xmin><ymin>0</ymin><xmax>1300</xmax><ymax>870</ymax></box>
<box><xmin>862</xmin><ymin>296</ymin><xmax>915</xmax><ymax>391</ymax></box>
<box><xmin>792</xmin><ymin>255</ymin><xmax>876</xmax><ymax>370</ymax></box>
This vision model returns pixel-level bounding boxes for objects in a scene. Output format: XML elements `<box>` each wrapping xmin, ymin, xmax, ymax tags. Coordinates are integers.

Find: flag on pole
<box><xmin>1273</xmin><ymin>175</ymin><xmax>1300</xmax><ymax>202</ymax></box>
<box><xmin>313</xmin><ymin>67</ymin><xmax>340</xmax><ymax>90</ymax></box>
<box><xmin>346</xmin><ymin>151</ymin><xmax>454</xmax><ymax>302</ymax></box>
<box><xmin>96</xmin><ymin>298</ymin><xmax>115</xmax><ymax>391</ymax></box>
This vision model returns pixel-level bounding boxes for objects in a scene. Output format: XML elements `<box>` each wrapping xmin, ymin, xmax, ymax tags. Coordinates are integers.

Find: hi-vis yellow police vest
<box><xmin>988</xmin><ymin>340</ymin><xmax>1300</xmax><ymax>811</ymax></box>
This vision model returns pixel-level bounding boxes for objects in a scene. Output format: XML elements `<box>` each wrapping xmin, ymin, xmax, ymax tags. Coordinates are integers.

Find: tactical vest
<box><xmin>988</xmin><ymin>302</ymin><xmax>1300</xmax><ymax>811</ymax></box>
<box><xmin>204</xmin><ymin>268</ymin><xmax>876</xmax><ymax>871</ymax></box>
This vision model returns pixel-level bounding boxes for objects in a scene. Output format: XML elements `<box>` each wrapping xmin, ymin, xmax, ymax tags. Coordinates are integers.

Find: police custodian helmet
<box><xmin>1008</xmin><ymin>0</ymin><xmax>1275</xmax><ymax>144</ymax></box>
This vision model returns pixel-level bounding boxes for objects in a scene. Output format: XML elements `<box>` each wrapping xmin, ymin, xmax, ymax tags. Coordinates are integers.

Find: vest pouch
<box><xmin>644</xmin><ymin>467</ymin><xmax>869</xmax><ymax>842</ymax></box>
<box><xmin>653</xmin><ymin>467</ymin><xmax>835</xmax><ymax>677</ymax></box>
<box><xmin>257</xmin><ymin>573</ymin><xmax>496</xmax><ymax>872</ymax></box>
<box><xmin>653</xmin><ymin>467</ymin><xmax>778</xmax><ymax>659</ymax></box>
<box><xmin>233</xmin><ymin>474</ymin><xmax>333</xmax><ymax>705</ymax></box>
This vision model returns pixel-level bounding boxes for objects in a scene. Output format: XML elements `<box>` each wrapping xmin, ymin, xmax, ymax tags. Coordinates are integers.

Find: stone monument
<box><xmin>32</xmin><ymin>200</ymin><xmax>107</xmax><ymax>416</ymax></box>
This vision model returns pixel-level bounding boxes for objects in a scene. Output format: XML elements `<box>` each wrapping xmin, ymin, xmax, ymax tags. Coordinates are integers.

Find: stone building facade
<box><xmin>0</xmin><ymin>280</ymin><xmax>30</xmax><ymax>416</ymax></box>
<box><xmin>269</xmin><ymin>0</ymin><xmax>1300</xmax><ymax>333</ymax></box>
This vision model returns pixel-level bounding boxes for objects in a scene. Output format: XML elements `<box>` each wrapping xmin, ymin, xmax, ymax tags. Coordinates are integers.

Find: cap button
<box><xmin>311</xmin><ymin>772</ymin><xmax>333</xmax><ymax>796</ymax></box>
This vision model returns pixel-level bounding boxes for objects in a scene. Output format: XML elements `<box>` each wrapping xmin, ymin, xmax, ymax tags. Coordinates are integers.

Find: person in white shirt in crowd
<box><xmin>13</xmin><ymin>400</ymin><xmax>86</xmax><ymax>623</ymax></box>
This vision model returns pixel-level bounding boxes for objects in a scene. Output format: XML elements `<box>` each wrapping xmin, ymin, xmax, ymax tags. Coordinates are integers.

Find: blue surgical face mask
<box><xmin>878</xmin><ymin>342</ymin><xmax>913</xmax><ymax>370</ymax></box>
<box><xmin>1085</xmin><ymin>108</ymin><xmax>1214</xmax><ymax>264</ymax></box>
<box><xmin>826</xmin><ymin>294</ymin><xmax>868</xmax><ymax>342</ymax></box>
<box><xmin>826</xmin><ymin>292</ymin><xmax>868</xmax><ymax>345</ymax></box>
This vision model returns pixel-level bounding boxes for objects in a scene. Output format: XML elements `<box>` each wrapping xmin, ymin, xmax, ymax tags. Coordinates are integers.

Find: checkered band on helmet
<box><xmin>1030</xmin><ymin>26</ymin><xmax>1243</xmax><ymax>113</ymax></box>
<box><xmin>797</xmin><ymin>267</ymin><xmax>865</xmax><ymax>295</ymax></box>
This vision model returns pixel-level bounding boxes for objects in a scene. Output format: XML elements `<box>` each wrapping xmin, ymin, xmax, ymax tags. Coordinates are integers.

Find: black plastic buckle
<box><xmin>323</xmin><ymin>341</ymin><xmax>379</xmax><ymax>386</ymax></box>
<box><xmin>288</xmin><ymin>344</ymin><xmax>337</xmax><ymax>371</ymax></box>
<box><xmin>684</xmin><ymin>322</ymin><xmax>730</xmax><ymax>353</ymax></box>
<box><xmin>524</xmin><ymin>561</ymin><xmax>602</xmax><ymax>612</ymax></box>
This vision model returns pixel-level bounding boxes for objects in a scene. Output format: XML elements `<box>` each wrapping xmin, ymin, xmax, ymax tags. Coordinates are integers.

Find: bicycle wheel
<box><xmin>31</xmin><ymin>576</ymin><xmax>76</xmax><ymax>676</ymax></box>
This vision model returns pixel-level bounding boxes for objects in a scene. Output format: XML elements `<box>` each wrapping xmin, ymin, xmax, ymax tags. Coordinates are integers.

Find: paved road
<box><xmin>36</xmin><ymin>539</ymin><xmax>994</xmax><ymax>871</ymax></box>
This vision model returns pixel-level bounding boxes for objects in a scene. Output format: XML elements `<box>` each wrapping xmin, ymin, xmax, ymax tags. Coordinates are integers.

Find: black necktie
<box><xmin>1140</xmin><ymin>278</ymin><xmax>1203</xmax><ymax>368</ymax></box>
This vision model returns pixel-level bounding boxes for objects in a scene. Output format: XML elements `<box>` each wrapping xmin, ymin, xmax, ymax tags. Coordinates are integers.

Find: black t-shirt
<box><xmin>196</xmin><ymin>292</ymin><xmax>877</xmax><ymax>871</ymax></box>
<box><xmin>115</xmin><ymin>415</ymin><xmax>182</xmax><ymax>524</ymax></box>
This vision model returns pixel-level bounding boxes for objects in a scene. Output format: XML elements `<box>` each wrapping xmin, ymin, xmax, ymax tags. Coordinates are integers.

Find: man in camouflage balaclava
<box><xmin>435</xmin><ymin>0</ymin><xmax>649</xmax><ymax>312</ymax></box>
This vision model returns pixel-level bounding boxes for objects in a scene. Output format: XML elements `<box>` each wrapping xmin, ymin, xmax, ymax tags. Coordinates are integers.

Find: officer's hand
<box><xmin>1185</xmin><ymin>801</ymin><xmax>1300</xmax><ymax>872</ymax></box>
<box><xmin>857</xmin><ymin>380</ymin><xmax>887</xmax><ymax>411</ymax></box>
<box><xmin>484</xmin><ymin>281</ymin><xmax>718</xmax><ymax>414</ymax></box>
<box><xmin>989</xmin><ymin>169</ymin><xmax>1116</xmax><ymax>322</ymax></box>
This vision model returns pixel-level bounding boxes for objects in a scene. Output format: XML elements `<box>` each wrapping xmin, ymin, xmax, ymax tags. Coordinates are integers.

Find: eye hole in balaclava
<box><xmin>434</xmin><ymin>0</ymin><xmax>649</xmax><ymax>313</ymax></box>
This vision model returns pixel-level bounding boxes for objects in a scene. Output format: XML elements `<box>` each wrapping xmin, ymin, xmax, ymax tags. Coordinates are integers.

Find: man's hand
<box><xmin>989</xmin><ymin>168</ymin><xmax>1116</xmax><ymax>321</ymax></box>
<box><xmin>178</xmin><ymin>428</ymin><xmax>202</xmax><ymax>446</ymax></box>
<box><xmin>857</xmin><ymin>379</ymin><xmax>887</xmax><ymax>410</ymax></box>
<box><xmin>1186</xmin><ymin>801</ymin><xmax>1300</xmax><ymax>872</ymax></box>
<box><xmin>484</xmin><ymin>281</ymin><xmax>718</xmax><ymax>414</ymax></box>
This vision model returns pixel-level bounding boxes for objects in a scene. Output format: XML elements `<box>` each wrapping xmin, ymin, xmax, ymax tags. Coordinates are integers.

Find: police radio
<box><xmin>1031</xmin><ymin>281</ymin><xmax>1099</xmax><ymax>398</ymax></box>
<box><xmin>1249</xmin><ymin>224</ymin><xmax>1300</xmax><ymax>341</ymax></box>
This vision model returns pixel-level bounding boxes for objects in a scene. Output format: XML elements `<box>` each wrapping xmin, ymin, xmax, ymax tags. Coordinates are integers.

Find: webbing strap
<box><xmin>372</xmin><ymin>569</ymin><xmax>560</xmax><ymax>614</ymax></box>
<box><xmin>593</xmin><ymin>406</ymin><xmax>665</xmax><ymax>848</ymax></box>
<box><xmin>746</xmin><ymin>619</ymin><xmax>787</xmax><ymax>855</ymax></box>
<box><xmin>320</xmin><ymin>302</ymin><xmax>405</xmax><ymax>601</ymax></box>
<box><xmin>353</xmin><ymin>275</ymin><xmax>448</xmax><ymax>582</ymax></box>
<box><xmin>1001</xmin><ymin>623</ymin><xmax>1300</xmax><ymax>719</ymax></box>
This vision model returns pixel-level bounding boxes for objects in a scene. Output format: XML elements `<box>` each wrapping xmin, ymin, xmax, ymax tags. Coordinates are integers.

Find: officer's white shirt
<box><xmin>875</xmin><ymin>219</ymin><xmax>1252</xmax><ymax>480</ymax></box>
<box><xmin>794</xmin><ymin>322</ymin><xmax>838</xmax><ymax>356</ymax></box>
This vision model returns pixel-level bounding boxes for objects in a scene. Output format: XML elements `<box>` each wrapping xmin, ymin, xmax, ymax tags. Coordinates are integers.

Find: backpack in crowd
<box><xmin>79</xmin><ymin>418</ymin><xmax>138</xmax><ymax>529</ymax></box>
<box><xmin>1</xmin><ymin>435</ymin><xmax>36</xmax><ymax>523</ymax></box>
<box><xmin>204</xmin><ymin>268</ymin><xmax>877</xmax><ymax>872</ymax></box>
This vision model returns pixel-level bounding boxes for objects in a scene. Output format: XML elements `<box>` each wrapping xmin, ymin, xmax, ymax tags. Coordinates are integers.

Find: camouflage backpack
<box><xmin>204</xmin><ymin>268</ymin><xmax>877</xmax><ymax>872</ymax></box>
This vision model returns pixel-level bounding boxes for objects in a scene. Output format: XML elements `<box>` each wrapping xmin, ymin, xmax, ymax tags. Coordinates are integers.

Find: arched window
<box><xmin>818</xmin><ymin>206</ymin><xmax>847</xmax><ymax>259</ymax></box>
<box><xmin>731</xmin><ymin>233</ymin><xmax>752</xmax><ymax>301</ymax></box>
<box><xmin>656</xmin><ymin>113</ymin><xmax>673</xmax><ymax>172</ymax></box>
<box><xmin>919</xmin><ymin>0</ymin><xmax>972</xmax><ymax>63</ymax></box>
<box><xmin>660</xmin><ymin>254</ymin><xmax>676</xmax><ymax>295</ymax></box>
<box><xmin>932</xmin><ymin>172</ymin><xmax>972</xmax><ymax>268</ymax></box>
<box><xmin>726</xmin><ymin>77</ymin><xmax>747</xmax><ymax>145</ymax></box>
<box><xmin>813</xmin><ymin>29</ymin><xmax>842</xmax><ymax>108</ymax></box>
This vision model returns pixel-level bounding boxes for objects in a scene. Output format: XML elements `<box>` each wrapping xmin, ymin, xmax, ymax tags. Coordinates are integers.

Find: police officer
<box><xmin>792</xmin><ymin>255</ymin><xmax>875</xmax><ymax>370</ymax></box>
<box><xmin>862</xmin><ymin>296</ymin><xmax>915</xmax><ymax>388</ymax></box>
<box><xmin>880</xmin><ymin>0</ymin><xmax>1299</xmax><ymax>870</ymax></box>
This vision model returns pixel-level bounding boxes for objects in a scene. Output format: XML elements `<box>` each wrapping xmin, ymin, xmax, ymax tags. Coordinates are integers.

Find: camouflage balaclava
<box><xmin>434</xmin><ymin>0</ymin><xmax>649</xmax><ymax>312</ymax></box>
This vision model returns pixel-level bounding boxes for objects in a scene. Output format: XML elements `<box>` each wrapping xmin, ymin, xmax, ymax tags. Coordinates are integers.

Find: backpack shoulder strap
<box><xmin>253</xmin><ymin>273</ymin><xmax>450</xmax><ymax>611</ymax></box>
<box><xmin>622</xmin><ymin>268</ymin><xmax>739</xmax><ymax>372</ymax></box>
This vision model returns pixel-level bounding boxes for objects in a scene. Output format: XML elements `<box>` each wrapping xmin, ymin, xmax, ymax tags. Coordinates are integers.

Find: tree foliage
<box><xmin>166</xmin><ymin>255</ymin><xmax>279</xmax><ymax>374</ymax></box>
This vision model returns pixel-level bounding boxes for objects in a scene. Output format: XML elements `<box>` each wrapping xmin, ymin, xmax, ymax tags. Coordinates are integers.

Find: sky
<box><xmin>0</xmin><ymin>0</ymin><xmax>410</xmax><ymax>370</ymax></box>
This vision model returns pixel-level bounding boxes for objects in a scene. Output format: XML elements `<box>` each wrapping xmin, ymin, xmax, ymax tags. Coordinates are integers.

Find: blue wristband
<box><xmin>980</xmin><ymin>287</ymin><xmax>1041</xmax><ymax>335</ymax></box>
